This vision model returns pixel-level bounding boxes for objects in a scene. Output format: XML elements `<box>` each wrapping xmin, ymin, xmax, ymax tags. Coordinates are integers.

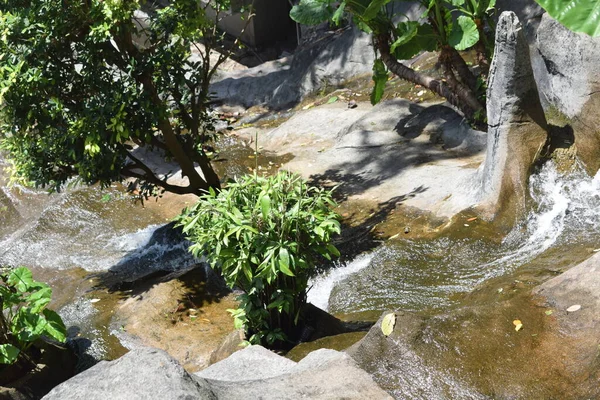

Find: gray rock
<box><xmin>198</xmin><ymin>345</ymin><xmax>296</xmax><ymax>381</ymax></box>
<box><xmin>478</xmin><ymin>11</ymin><xmax>548</xmax><ymax>225</ymax></box>
<box><xmin>44</xmin><ymin>345</ymin><xmax>390</xmax><ymax>400</ymax></box>
<box><xmin>534</xmin><ymin>13</ymin><xmax>600</xmax><ymax>173</ymax></box>
<box><xmin>200</xmin><ymin>347</ymin><xmax>393</xmax><ymax>399</ymax></box>
<box><xmin>43</xmin><ymin>347</ymin><xmax>216</xmax><ymax>400</ymax></box>
<box><xmin>211</xmin><ymin>26</ymin><xmax>374</xmax><ymax>110</ymax></box>
<box><xmin>536</xmin><ymin>251</ymin><xmax>600</xmax><ymax>333</ymax></box>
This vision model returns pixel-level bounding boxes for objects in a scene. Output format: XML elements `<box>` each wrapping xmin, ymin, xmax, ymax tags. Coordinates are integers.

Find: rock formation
<box><xmin>478</xmin><ymin>11</ymin><xmax>548</xmax><ymax>226</ymax></box>
<box><xmin>43</xmin><ymin>346</ymin><xmax>391</xmax><ymax>400</ymax></box>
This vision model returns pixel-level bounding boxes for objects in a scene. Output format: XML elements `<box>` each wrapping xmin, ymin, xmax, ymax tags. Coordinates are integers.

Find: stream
<box><xmin>1</xmin><ymin>151</ymin><xmax>600</xmax><ymax>397</ymax></box>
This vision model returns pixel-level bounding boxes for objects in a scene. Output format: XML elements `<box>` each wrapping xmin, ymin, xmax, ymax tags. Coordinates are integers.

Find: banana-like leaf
<box><xmin>535</xmin><ymin>0</ymin><xmax>600</xmax><ymax>36</ymax></box>
<box><xmin>290</xmin><ymin>0</ymin><xmax>333</xmax><ymax>25</ymax></box>
<box><xmin>392</xmin><ymin>23</ymin><xmax>438</xmax><ymax>60</ymax></box>
<box><xmin>370</xmin><ymin>59</ymin><xmax>388</xmax><ymax>105</ymax></box>
<box><xmin>332</xmin><ymin>1</ymin><xmax>346</xmax><ymax>25</ymax></box>
<box><xmin>362</xmin><ymin>0</ymin><xmax>392</xmax><ymax>21</ymax></box>
<box><xmin>449</xmin><ymin>15</ymin><xmax>479</xmax><ymax>50</ymax></box>
<box><xmin>390</xmin><ymin>21</ymin><xmax>419</xmax><ymax>53</ymax></box>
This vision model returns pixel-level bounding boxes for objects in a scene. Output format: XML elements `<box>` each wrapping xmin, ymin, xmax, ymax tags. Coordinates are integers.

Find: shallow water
<box><xmin>309</xmin><ymin>161</ymin><xmax>600</xmax><ymax>319</ymax></box>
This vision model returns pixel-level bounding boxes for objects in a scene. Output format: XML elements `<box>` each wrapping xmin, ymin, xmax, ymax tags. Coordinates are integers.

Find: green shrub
<box><xmin>176</xmin><ymin>171</ymin><xmax>341</xmax><ymax>347</ymax></box>
<box><xmin>0</xmin><ymin>267</ymin><xmax>67</xmax><ymax>365</ymax></box>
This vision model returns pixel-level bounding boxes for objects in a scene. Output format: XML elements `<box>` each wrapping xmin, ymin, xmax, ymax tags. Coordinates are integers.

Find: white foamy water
<box><xmin>481</xmin><ymin>161</ymin><xmax>600</xmax><ymax>278</ymax></box>
<box><xmin>307</xmin><ymin>253</ymin><xmax>374</xmax><ymax>311</ymax></box>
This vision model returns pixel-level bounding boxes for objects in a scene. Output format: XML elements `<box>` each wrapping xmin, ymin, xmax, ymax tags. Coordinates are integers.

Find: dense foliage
<box><xmin>0</xmin><ymin>0</ymin><xmax>239</xmax><ymax>197</ymax></box>
<box><xmin>177</xmin><ymin>171</ymin><xmax>341</xmax><ymax>347</ymax></box>
<box><xmin>534</xmin><ymin>0</ymin><xmax>600</xmax><ymax>36</ymax></box>
<box><xmin>291</xmin><ymin>0</ymin><xmax>497</xmax><ymax>126</ymax></box>
<box><xmin>0</xmin><ymin>267</ymin><xmax>67</xmax><ymax>365</ymax></box>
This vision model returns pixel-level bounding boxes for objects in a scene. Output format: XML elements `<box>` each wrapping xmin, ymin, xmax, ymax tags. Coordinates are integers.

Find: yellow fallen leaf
<box><xmin>381</xmin><ymin>313</ymin><xmax>396</xmax><ymax>337</ymax></box>
<box><xmin>513</xmin><ymin>319</ymin><xmax>522</xmax><ymax>326</ymax></box>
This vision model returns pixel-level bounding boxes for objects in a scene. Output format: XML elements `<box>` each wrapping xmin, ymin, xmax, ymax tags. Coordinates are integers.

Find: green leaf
<box><xmin>290</xmin><ymin>0</ymin><xmax>333</xmax><ymax>25</ymax></box>
<box><xmin>7</xmin><ymin>267</ymin><xmax>35</xmax><ymax>293</ymax></box>
<box><xmin>390</xmin><ymin>21</ymin><xmax>419</xmax><ymax>54</ymax></box>
<box><xmin>362</xmin><ymin>0</ymin><xmax>392</xmax><ymax>21</ymax></box>
<box><xmin>535</xmin><ymin>0</ymin><xmax>600</xmax><ymax>36</ymax></box>
<box><xmin>392</xmin><ymin>23</ymin><xmax>438</xmax><ymax>60</ymax></box>
<box><xmin>260</xmin><ymin>194</ymin><xmax>271</xmax><ymax>219</ymax></box>
<box><xmin>326</xmin><ymin>96</ymin><xmax>339</xmax><ymax>104</ymax></box>
<box><xmin>26</xmin><ymin>286</ymin><xmax>52</xmax><ymax>313</ymax></box>
<box><xmin>0</xmin><ymin>344</ymin><xmax>20</xmax><ymax>365</ymax></box>
<box><xmin>42</xmin><ymin>309</ymin><xmax>67</xmax><ymax>342</ymax></box>
<box><xmin>332</xmin><ymin>1</ymin><xmax>346</xmax><ymax>25</ymax></box>
<box><xmin>370</xmin><ymin>59</ymin><xmax>388</xmax><ymax>105</ymax></box>
<box><xmin>449</xmin><ymin>15</ymin><xmax>479</xmax><ymax>51</ymax></box>
<box><xmin>326</xmin><ymin>243</ymin><xmax>341</xmax><ymax>258</ymax></box>
<box><xmin>278</xmin><ymin>248</ymin><xmax>294</xmax><ymax>276</ymax></box>
<box><xmin>451</xmin><ymin>0</ymin><xmax>465</xmax><ymax>5</ymax></box>
<box><xmin>381</xmin><ymin>312</ymin><xmax>396</xmax><ymax>336</ymax></box>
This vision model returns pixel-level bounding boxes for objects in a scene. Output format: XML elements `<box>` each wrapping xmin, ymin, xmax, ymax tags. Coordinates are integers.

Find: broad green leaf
<box><xmin>26</xmin><ymin>286</ymin><xmax>52</xmax><ymax>313</ymax></box>
<box><xmin>7</xmin><ymin>267</ymin><xmax>35</xmax><ymax>292</ymax></box>
<box><xmin>535</xmin><ymin>0</ymin><xmax>600</xmax><ymax>36</ymax></box>
<box><xmin>392</xmin><ymin>23</ymin><xmax>438</xmax><ymax>60</ymax></box>
<box><xmin>390</xmin><ymin>21</ymin><xmax>419</xmax><ymax>54</ymax></box>
<box><xmin>362</xmin><ymin>0</ymin><xmax>392</xmax><ymax>21</ymax></box>
<box><xmin>0</xmin><ymin>344</ymin><xmax>20</xmax><ymax>365</ymax></box>
<box><xmin>370</xmin><ymin>59</ymin><xmax>388</xmax><ymax>105</ymax></box>
<box><xmin>449</xmin><ymin>15</ymin><xmax>479</xmax><ymax>50</ymax></box>
<box><xmin>381</xmin><ymin>312</ymin><xmax>396</xmax><ymax>336</ymax></box>
<box><xmin>290</xmin><ymin>0</ymin><xmax>333</xmax><ymax>25</ymax></box>
<box><xmin>326</xmin><ymin>96</ymin><xmax>339</xmax><ymax>104</ymax></box>
<box><xmin>42</xmin><ymin>309</ymin><xmax>67</xmax><ymax>342</ymax></box>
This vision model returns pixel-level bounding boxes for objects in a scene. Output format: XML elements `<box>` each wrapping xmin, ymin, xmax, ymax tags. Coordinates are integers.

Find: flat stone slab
<box><xmin>250</xmin><ymin>99</ymin><xmax>486</xmax><ymax>217</ymax></box>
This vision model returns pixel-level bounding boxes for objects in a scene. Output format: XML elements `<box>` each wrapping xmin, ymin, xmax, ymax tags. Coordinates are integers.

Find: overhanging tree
<box><xmin>0</xmin><ymin>0</ymin><xmax>241</xmax><ymax>196</ymax></box>
<box><xmin>291</xmin><ymin>0</ymin><xmax>496</xmax><ymax>127</ymax></box>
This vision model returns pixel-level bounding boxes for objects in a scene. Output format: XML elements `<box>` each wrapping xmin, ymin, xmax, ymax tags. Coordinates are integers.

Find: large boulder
<box><xmin>477</xmin><ymin>11</ymin><xmax>548</xmax><ymax>226</ymax></box>
<box><xmin>44</xmin><ymin>345</ymin><xmax>391</xmax><ymax>400</ymax></box>
<box><xmin>42</xmin><ymin>347</ymin><xmax>216</xmax><ymax>400</ymax></box>
<box><xmin>211</xmin><ymin>27</ymin><xmax>374</xmax><ymax>110</ymax></box>
<box><xmin>197</xmin><ymin>346</ymin><xmax>392</xmax><ymax>399</ymax></box>
<box><xmin>534</xmin><ymin>13</ymin><xmax>600</xmax><ymax>174</ymax></box>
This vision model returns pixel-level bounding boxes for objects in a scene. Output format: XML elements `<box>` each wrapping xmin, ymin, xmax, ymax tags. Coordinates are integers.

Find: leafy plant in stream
<box><xmin>534</xmin><ymin>0</ymin><xmax>600</xmax><ymax>37</ymax></box>
<box><xmin>0</xmin><ymin>0</ymin><xmax>251</xmax><ymax>198</ymax></box>
<box><xmin>290</xmin><ymin>0</ymin><xmax>497</xmax><ymax>127</ymax></box>
<box><xmin>176</xmin><ymin>171</ymin><xmax>341</xmax><ymax>347</ymax></box>
<box><xmin>0</xmin><ymin>267</ymin><xmax>67</xmax><ymax>365</ymax></box>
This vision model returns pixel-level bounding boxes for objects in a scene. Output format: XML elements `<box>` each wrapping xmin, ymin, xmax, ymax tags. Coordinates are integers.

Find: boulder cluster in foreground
<box><xmin>42</xmin><ymin>345</ymin><xmax>391</xmax><ymax>400</ymax></box>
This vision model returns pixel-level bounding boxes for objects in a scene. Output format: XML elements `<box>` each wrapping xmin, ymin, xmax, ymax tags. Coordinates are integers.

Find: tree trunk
<box><xmin>374</xmin><ymin>33</ymin><xmax>485</xmax><ymax>126</ymax></box>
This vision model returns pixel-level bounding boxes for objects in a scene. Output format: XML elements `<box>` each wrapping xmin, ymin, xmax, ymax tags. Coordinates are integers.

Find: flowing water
<box><xmin>307</xmin><ymin>160</ymin><xmax>600</xmax><ymax>398</ymax></box>
<box><xmin>2</xmin><ymin>148</ymin><xmax>600</xmax><ymax>397</ymax></box>
<box><xmin>308</xmin><ymin>161</ymin><xmax>600</xmax><ymax>318</ymax></box>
